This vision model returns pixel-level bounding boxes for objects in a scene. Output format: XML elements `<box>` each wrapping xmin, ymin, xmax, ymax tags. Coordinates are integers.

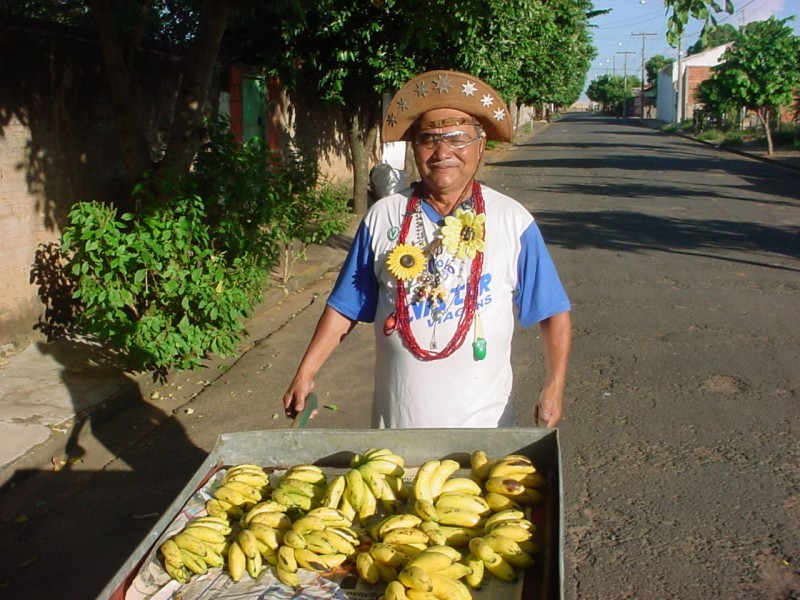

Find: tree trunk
<box><xmin>160</xmin><ymin>0</ymin><xmax>231</xmax><ymax>176</ymax></box>
<box><xmin>342</xmin><ymin>98</ymin><xmax>380</xmax><ymax>217</ymax></box>
<box><xmin>757</xmin><ymin>107</ymin><xmax>774</xmax><ymax>156</ymax></box>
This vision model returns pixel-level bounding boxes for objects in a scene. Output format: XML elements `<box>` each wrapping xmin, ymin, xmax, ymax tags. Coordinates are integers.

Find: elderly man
<box><xmin>283</xmin><ymin>70</ymin><xmax>571</xmax><ymax>428</ymax></box>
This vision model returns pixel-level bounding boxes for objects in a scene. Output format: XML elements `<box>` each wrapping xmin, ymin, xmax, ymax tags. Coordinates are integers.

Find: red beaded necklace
<box><xmin>390</xmin><ymin>180</ymin><xmax>485</xmax><ymax>361</ymax></box>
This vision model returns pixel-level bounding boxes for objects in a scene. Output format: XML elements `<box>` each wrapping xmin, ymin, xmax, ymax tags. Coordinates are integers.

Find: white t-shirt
<box><xmin>328</xmin><ymin>183</ymin><xmax>570</xmax><ymax>428</ymax></box>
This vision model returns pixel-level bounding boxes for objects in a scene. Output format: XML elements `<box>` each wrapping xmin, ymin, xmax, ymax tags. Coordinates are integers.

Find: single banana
<box><xmin>520</xmin><ymin>487</ymin><xmax>545</xmax><ymax>504</ymax></box>
<box><xmin>206</xmin><ymin>498</ymin><xmax>244</xmax><ymax>520</ymax></box>
<box><xmin>356</xmin><ymin>550</ymin><xmax>380</xmax><ymax>585</ymax></box>
<box><xmin>414</xmin><ymin>498</ymin><xmax>440</xmax><ymax>523</ymax></box>
<box><xmin>483</xmin><ymin>491</ymin><xmax>521</xmax><ymax>512</ymax></box>
<box><xmin>238</xmin><ymin>529</ymin><xmax>260</xmax><ymax>559</ymax></box>
<box><xmin>272</xmin><ymin>488</ymin><xmax>312</xmax><ymax>511</ymax></box>
<box><xmin>159</xmin><ymin>538</ymin><xmax>184</xmax><ymax>565</ymax></box>
<box><xmin>358</xmin><ymin>463</ymin><xmax>388</xmax><ymax>499</ymax></box>
<box><xmin>276</xmin><ymin>564</ymin><xmax>299</xmax><ymax>588</ymax></box>
<box><xmin>358</xmin><ymin>481</ymin><xmax>378</xmax><ymax>522</ymax></box>
<box><xmin>378</xmin><ymin>513</ymin><xmax>424</xmax><ymax>538</ymax></box>
<box><xmin>384</xmin><ymin>580</ymin><xmax>411</xmax><ymax>600</ymax></box>
<box><xmin>464</xmin><ymin>552</ymin><xmax>485</xmax><ymax>589</ymax></box>
<box><xmin>365</xmin><ymin>458</ymin><xmax>405</xmax><ymax>478</ymax></box>
<box><xmin>484</xmin><ymin>508</ymin><xmax>527</xmax><ymax>530</ymax></box>
<box><xmin>227</xmin><ymin>541</ymin><xmax>247</xmax><ymax>582</ymax></box>
<box><xmin>286</xmin><ymin>465</ymin><xmax>327</xmax><ymax>485</ymax></box>
<box><xmin>384</xmin><ymin>474</ymin><xmax>411</xmax><ymax>501</ymax></box>
<box><xmin>344</xmin><ymin>468</ymin><xmax>366</xmax><ymax>512</ymax></box>
<box><xmin>326</xmin><ymin>525</ymin><xmax>361</xmax><ymax>546</ymax></box>
<box><xmin>404</xmin><ymin>591</ymin><xmax>439</xmax><ymax>600</ymax></box>
<box><xmin>484</xmin><ymin>476</ymin><xmax>527</xmax><ymax>497</ymax></box>
<box><xmin>226</xmin><ymin>472</ymin><xmax>271</xmax><ymax>489</ymax></box>
<box><xmin>482</xmin><ymin>532</ymin><xmax>524</xmax><ymax>557</ymax></box>
<box><xmin>339</xmin><ymin>496</ymin><xmax>357</xmax><ymax>522</ymax></box>
<box><xmin>489</xmin><ymin>523</ymin><xmax>533</xmax><ymax>543</ymax></box>
<box><xmin>293</xmin><ymin>547</ymin><xmax>340</xmax><ymax>571</ymax></box>
<box><xmin>189</xmin><ymin>515</ymin><xmax>232</xmax><ymax>531</ymax></box>
<box><xmin>469</xmin><ymin>538</ymin><xmax>517</xmax><ymax>582</ymax></box>
<box><xmin>412</xmin><ymin>460</ymin><xmax>441</xmax><ymax>503</ymax></box>
<box><xmin>292</xmin><ymin>515</ymin><xmax>327</xmax><ymax>535</ymax></box>
<box><xmin>362</xmin><ymin>447</ymin><xmax>395</xmax><ymax>460</ymax></box>
<box><xmin>278</xmin><ymin>543</ymin><xmax>298</xmax><ymax>572</ymax></box>
<box><xmin>246</xmin><ymin>550</ymin><xmax>263</xmax><ymax>578</ymax></box>
<box><xmin>282</xmin><ymin>529</ymin><xmax>307</xmax><ymax>550</ymax></box>
<box><xmin>172</xmin><ymin>532</ymin><xmax>207</xmax><ymax>557</ymax></box>
<box><xmin>435</xmin><ymin>563</ymin><xmax>472</xmax><ymax>581</ymax></box>
<box><xmin>435</xmin><ymin>506</ymin><xmax>484</xmax><ymax>528</ymax></box>
<box><xmin>429</xmin><ymin>572</ymin><xmax>472</xmax><ymax>600</ymax></box>
<box><xmin>249</xmin><ymin>523</ymin><xmax>282</xmax><ymax>550</ymax></box>
<box><xmin>182</xmin><ymin>524</ymin><xmax>227</xmax><ymax>544</ymax></box>
<box><xmin>437</xmin><ymin>525</ymin><xmax>482</xmax><ymax>547</ymax></box>
<box><xmin>488</xmin><ymin>456</ymin><xmax>536</xmax><ymax>479</ymax></box>
<box><xmin>375</xmin><ymin>559</ymin><xmax>400</xmax><ymax>583</ymax></box>
<box><xmin>322</xmin><ymin>474</ymin><xmax>347</xmax><ymax>508</ymax></box>
<box><xmin>440</xmin><ymin>477</ymin><xmax>482</xmax><ymax>496</ymax></box>
<box><xmin>303</xmin><ymin>531</ymin><xmax>338</xmax><ymax>555</ymax></box>
<box><xmin>225</xmin><ymin>479</ymin><xmax>264</xmax><ymax>503</ymax></box>
<box><xmin>435</xmin><ymin>492</ymin><xmax>490</xmax><ymax>516</ymax></box>
<box><xmin>370</xmin><ymin>542</ymin><xmax>409</xmax><ymax>569</ymax></box>
<box><xmin>428</xmin><ymin>459</ymin><xmax>461</xmax><ymax>501</ymax></box>
<box><xmin>382</xmin><ymin>527</ymin><xmax>431</xmax><ymax>546</ymax></box>
<box><xmin>399</xmin><ymin>565</ymin><xmax>434</xmax><ymax>593</ymax></box>
<box><xmin>419</xmin><ymin>521</ymin><xmax>448</xmax><ymax>546</ymax></box>
<box><xmin>393</xmin><ymin>543</ymin><xmax>427</xmax><ymax>558</ymax></box>
<box><xmin>164</xmin><ymin>559</ymin><xmax>191</xmax><ymax>583</ymax></box>
<box><xmin>469</xmin><ymin>450</ymin><xmax>494</xmax><ymax>481</ymax></box>
<box><xmin>248</xmin><ymin>510</ymin><xmax>293</xmax><ymax>531</ymax></box>
<box><xmin>406</xmin><ymin>548</ymin><xmax>455</xmax><ymax>573</ymax></box>
<box><xmin>423</xmin><ymin>545</ymin><xmax>462</xmax><ymax>562</ymax></box>
<box><xmin>213</xmin><ymin>484</ymin><xmax>249</xmax><ymax>507</ymax></box>
<box><xmin>317</xmin><ymin>529</ymin><xmax>357</xmax><ymax>556</ymax></box>
<box><xmin>280</xmin><ymin>477</ymin><xmax>321</xmax><ymax>499</ymax></box>
<box><xmin>306</xmin><ymin>506</ymin><xmax>351</xmax><ymax>527</ymax></box>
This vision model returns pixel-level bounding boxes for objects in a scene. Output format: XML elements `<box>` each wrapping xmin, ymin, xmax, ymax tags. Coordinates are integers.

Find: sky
<box><xmin>583</xmin><ymin>0</ymin><xmax>800</xmax><ymax>97</ymax></box>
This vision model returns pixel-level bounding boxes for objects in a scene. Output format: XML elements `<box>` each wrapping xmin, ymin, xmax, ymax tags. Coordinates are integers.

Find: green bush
<box><xmin>697</xmin><ymin>129</ymin><xmax>724</xmax><ymax>142</ymax></box>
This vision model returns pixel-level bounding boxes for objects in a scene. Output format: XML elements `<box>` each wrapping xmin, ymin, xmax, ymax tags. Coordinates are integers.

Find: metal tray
<box><xmin>99</xmin><ymin>427</ymin><xmax>563</xmax><ymax>600</ymax></box>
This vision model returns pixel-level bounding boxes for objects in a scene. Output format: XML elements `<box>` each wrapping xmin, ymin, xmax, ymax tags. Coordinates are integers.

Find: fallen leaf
<box><xmin>13</xmin><ymin>515</ymin><xmax>28</xmax><ymax>524</ymax></box>
<box><xmin>150</xmin><ymin>390</ymin><xmax>161</xmax><ymax>400</ymax></box>
<box><xmin>324</xmin><ymin>404</ymin><xmax>339</xmax><ymax>411</ymax></box>
<box><xmin>271</xmin><ymin>414</ymin><xmax>279</xmax><ymax>420</ymax></box>
<box><xmin>185</xmin><ymin>407</ymin><xmax>195</xmax><ymax>415</ymax></box>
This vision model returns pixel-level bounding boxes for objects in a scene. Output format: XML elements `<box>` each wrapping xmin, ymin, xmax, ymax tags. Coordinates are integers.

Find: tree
<box><xmin>645</xmin><ymin>54</ymin><xmax>675</xmax><ymax>91</ymax></box>
<box><xmin>700</xmin><ymin>16</ymin><xmax>800</xmax><ymax>155</ymax></box>
<box><xmin>687</xmin><ymin>22</ymin><xmax>737</xmax><ymax>55</ymax></box>
<box><xmin>586</xmin><ymin>74</ymin><xmax>641</xmax><ymax>113</ymax></box>
<box><xmin>663</xmin><ymin>0</ymin><xmax>734</xmax><ymax>47</ymax></box>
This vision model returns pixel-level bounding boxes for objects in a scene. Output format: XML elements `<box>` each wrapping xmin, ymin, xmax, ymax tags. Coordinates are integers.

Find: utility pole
<box><xmin>632</xmin><ymin>32</ymin><xmax>657</xmax><ymax>118</ymax></box>
<box><xmin>676</xmin><ymin>35</ymin><xmax>683</xmax><ymax>123</ymax></box>
<box><xmin>617</xmin><ymin>51</ymin><xmax>636</xmax><ymax>117</ymax></box>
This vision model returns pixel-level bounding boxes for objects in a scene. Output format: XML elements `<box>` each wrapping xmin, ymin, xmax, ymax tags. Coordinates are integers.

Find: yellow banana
<box><xmin>326</xmin><ymin>525</ymin><xmax>361</xmax><ymax>546</ymax></box>
<box><xmin>435</xmin><ymin>506</ymin><xmax>484</xmax><ymax>528</ymax></box>
<box><xmin>280</xmin><ymin>477</ymin><xmax>321</xmax><ymax>499</ymax></box>
<box><xmin>419</xmin><ymin>521</ymin><xmax>447</xmax><ymax>546</ymax></box>
<box><xmin>385</xmin><ymin>580</ymin><xmax>411</xmax><ymax>600</ymax></box>
<box><xmin>322</xmin><ymin>474</ymin><xmax>347</xmax><ymax>509</ymax></box>
<box><xmin>489</xmin><ymin>524</ymin><xmax>533</xmax><ymax>543</ymax></box>
<box><xmin>317</xmin><ymin>529</ymin><xmax>357</xmax><ymax>556</ymax></box>
<box><xmin>488</xmin><ymin>456</ymin><xmax>536</xmax><ymax>478</ymax></box>
<box><xmin>468</xmin><ymin>538</ymin><xmax>495</xmax><ymax>563</ymax></box>
<box><xmin>375</xmin><ymin>559</ymin><xmax>400</xmax><ymax>583</ymax></box>
<box><xmin>484</xmin><ymin>476</ymin><xmax>527</xmax><ymax>497</ymax></box>
<box><xmin>213</xmin><ymin>484</ymin><xmax>249</xmax><ymax>507</ymax></box>
<box><xmin>182</xmin><ymin>524</ymin><xmax>227</xmax><ymax>544</ymax></box>
<box><xmin>412</xmin><ymin>460</ymin><xmax>441</xmax><ymax>503</ymax></box>
<box><xmin>484</xmin><ymin>508</ymin><xmax>526</xmax><ymax>530</ymax></box>
<box><xmin>224</xmin><ymin>480</ymin><xmax>263</xmax><ymax>502</ymax></box>
<box><xmin>227</xmin><ymin>541</ymin><xmax>246</xmax><ymax>582</ymax></box>
<box><xmin>282</xmin><ymin>529</ymin><xmax>307</xmax><ymax>550</ymax></box>
<box><xmin>464</xmin><ymin>552</ymin><xmax>485</xmax><ymax>589</ymax></box>
<box><xmin>399</xmin><ymin>565</ymin><xmax>434</xmax><ymax>592</ymax></box>
<box><xmin>226</xmin><ymin>472</ymin><xmax>270</xmax><ymax>489</ymax></box>
<box><xmin>435</xmin><ymin>492</ymin><xmax>490</xmax><ymax>516</ymax></box>
<box><xmin>517</xmin><ymin>538</ymin><xmax>539</xmax><ymax>555</ymax></box>
<box><xmin>276</xmin><ymin>564</ymin><xmax>299</xmax><ymax>588</ymax></box>
<box><xmin>435</xmin><ymin>563</ymin><xmax>472</xmax><ymax>581</ymax></box>
<box><xmin>438</xmin><ymin>525</ymin><xmax>482</xmax><ymax>547</ymax></box>
<box><xmin>248</xmin><ymin>510</ymin><xmax>293</xmax><ymax>531</ymax></box>
<box><xmin>430</xmin><ymin>572</ymin><xmax>472</xmax><ymax>600</ymax></box>
<box><xmin>358</xmin><ymin>463</ymin><xmax>388</xmax><ymax>499</ymax></box>
<box><xmin>246</xmin><ymin>550</ymin><xmax>263</xmax><ymax>579</ymax></box>
<box><xmin>423</xmin><ymin>545</ymin><xmax>462</xmax><ymax>561</ymax></box>
<box><xmin>384</xmin><ymin>475</ymin><xmax>411</xmax><ymax>502</ymax></box>
<box><xmin>469</xmin><ymin>450</ymin><xmax>494</xmax><ymax>481</ymax></box>
<box><xmin>356</xmin><ymin>550</ymin><xmax>380</xmax><ymax>584</ymax></box>
<box><xmin>172</xmin><ymin>532</ymin><xmax>207</xmax><ymax>557</ymax></box>
<box><xmin>365</xmin><ymin>458</ymin><xmax>405</xmax><ymax>478</ymax></box>
<box><xmin>414</xmin><ymin>498</ymin><xmax>440</xmax><ymax>523</ymax></box>
<box><xmin>344</xmin><ymin>468</ymin><xmax>366</xmax><ymax>511</ymax></box>
<box><xmin>249</xmin><ymin>523</ymin><xmax>282</xmax><ymax>550</ymax></box>
<box><xmin>406</xmin><ymin>549</ymin><xmax>455</xmax><ymax>573</ymax></box>
<box><xmin>293</xmin><ymin>547</ymin><xmax>335</xmax><ymax>571</ymax></box>
<box><xmin>405</xmin><ymin>591</ymin><xmax>439</xmax><ymax>600</ymax></box>
<box><xmin>483</xmin><ymin>491</ymin><xmax>520</xmax><ymax>512</ymax></box>
<box><xmin>362</xmin><ymin>447</ymin><xmax>395</xmax><ymax>461</ymax></box>
<box><xmin>292</xmin><ymin>515</ymin><xmax>327</xmax><ymax>535</ymax></box>
<box><xmin>286</xmin><ymin>464</ymin><xmax>327</xmax><ymax>485</ymax></box>
<box><xmin>519</xmin><ymin>487</ymin><xmax>545</xmax><ymax>504</ymax></box>
<box><xmin>278</xmin><ymin>543</ymin><xmax>298</xmax><ymax>572</ymax></box>
<box><xmin>303</xmin><ymin>531</ymin><xmax>338</xmax><ymax>555</ymax></box>
<box><xmin>428</xmin><ymin>459</ymin><xmax>461</xmax><ymax>501</ymax></box>
<box><xmin>339</xmin><ymin>496</ymin><xmax>357</xmax><ymax>522</ymax></box>
<box><xmin>382</xmin><ymin>527</ymin><xmax>431</xmax><ymax>546</ymax></box>
<box><xmin>469</xmin><ymin>538</ymin><xmax>517</xmax><ymax>582</ymax></box>
<box><xmin>188</xmin><ymin>515</ymin><xmax>232</xmax><ymax>531</ymax></box>
<box><xmin>358</xmin><ymin>482</ymin><xmax>378</xmax><ymax>522</ymax></box>
<box><xmin>272</xmin><ymin>488</ymin><xmax>312</xmax><ymax>511</ymax></box>
<box><xmin>306</xmin><ymin>506</ymin><xmax>351</xmax><ymax>526</ymax></box>
<box><xmin>238</xmin><ymin>529</ymin><xmax>260</xmax><ymax>559</ymax></box>
<box><xmin>482</xmin><ymin>532</ymin><xmax>524</xmax><ymax>557</ymax></box>
<box><xmin>378</xmin><ymin>513</ymin><xmax>424</xmax><ymax>538</ymax></box>
<box><xmin>440</xmin><ymin>477</ymin><xmax>482</xmax><ymax>496</ymax></box>
<box><xmin>206</xmin><ymin>498</ymin><xmax>244</xmax><ymax>520</ymax></box>
<box><xmin>226</xmin><ymin>463</ymin><xmax>265</xmax><ymax>474</ymax></box>
<box><xmin>164</xmin><ymin>559</ymin><xmax>191</xmax><ymax>583</ymax></box>
<box><xmin>159</xmin><ymin>538</ymin><xmax>184</xmax><ymax>565</ymax></box>
<box><xmin>370</xmin><ymin>542</ymin><xmax>409</xmax><ymax>569</ymax></box>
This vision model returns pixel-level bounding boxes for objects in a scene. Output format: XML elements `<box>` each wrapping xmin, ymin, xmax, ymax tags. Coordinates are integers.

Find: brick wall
<box><xmin>685</xmin><ymin>66</ymin><xmax>713</xmax><ymax>119</ymax></box>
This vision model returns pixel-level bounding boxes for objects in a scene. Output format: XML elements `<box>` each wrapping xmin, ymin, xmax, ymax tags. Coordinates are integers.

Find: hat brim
<box><xmin>382</xmin><ymin>70</ymin><xmax>513</xmax><ymax>143</ymax></box>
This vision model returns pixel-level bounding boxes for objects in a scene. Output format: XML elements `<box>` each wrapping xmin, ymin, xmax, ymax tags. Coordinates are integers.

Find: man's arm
<box><xmin>536</xmin><ymin>310</ymin><xmax>572</xmax><ymax>427</ymax></box>
<box><xmin>282</xmin><ymin>305</ymin><xmax>358</xmax><ymax>419</ymax></box>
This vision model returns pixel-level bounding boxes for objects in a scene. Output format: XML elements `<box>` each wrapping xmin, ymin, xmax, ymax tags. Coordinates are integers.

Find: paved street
<box><xmin>0</xmin><ymin>115</ymin><xmax>798</xmax><ymax>599</ymax></box>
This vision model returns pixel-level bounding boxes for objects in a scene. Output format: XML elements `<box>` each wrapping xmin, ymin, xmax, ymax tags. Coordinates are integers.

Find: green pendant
<box><xmin>472</xmin><ymin>337</ymin><xmax>487</xmax><ymax>361</ymax></box>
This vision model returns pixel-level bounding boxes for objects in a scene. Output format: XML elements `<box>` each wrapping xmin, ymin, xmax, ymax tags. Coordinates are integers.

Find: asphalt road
<box><xmin>1</xmin><ymin>114</ymin><xmax>798</xmax><ymax>599</ymax></box>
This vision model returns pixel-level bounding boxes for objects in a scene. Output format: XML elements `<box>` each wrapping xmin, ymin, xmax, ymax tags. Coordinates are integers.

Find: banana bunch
<box><xmin>470</xmin><ymin>451</ymin><xmax>545</xmax><ymax>510</ymax></box>
<box><xmin>207</xmin><ymin>463</ymin><xmax>271</xmax><ymax>519</ymax></box>
<box><xmin>158</xmin><ymin>516</ymin><xmax>231</xmax><ymax>583</ymax></box>
<box><xmin>393</xmin><ymin>548</ymin><xmax>474</xmax><ymax>600</ymax></box>
<box><xmin>272</xmin><ymin>464</ymin><xmax>327</xmax><ymax>512</ymax></box>
<box><xmin>272</xmin><ymin>511</ymin><xmax>360</xmax><ymax>587</ymax></box>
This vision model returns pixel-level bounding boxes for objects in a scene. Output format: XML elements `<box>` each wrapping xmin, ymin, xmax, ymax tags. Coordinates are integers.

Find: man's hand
<box><xmin>282</xmin><ymin>378</ymin><xmax>317</xmax><ymax>421</ymax></box>
<box><xmin>535</xmin><ymin>386</ymin><xmax>563</xmax><ymax>427</ymax></box>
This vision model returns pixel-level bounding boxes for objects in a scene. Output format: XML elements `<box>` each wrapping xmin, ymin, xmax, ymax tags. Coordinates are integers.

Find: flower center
<box><xmin>400</xmin><ymin>254</ymin><xmax>416</xmax><ymax>268</ymax></box>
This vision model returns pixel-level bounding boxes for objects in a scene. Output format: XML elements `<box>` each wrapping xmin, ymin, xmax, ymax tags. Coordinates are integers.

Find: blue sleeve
<box><xmin>327</xmin><ymin>220</ymin><xmax>379</xmax><ymax>323</ymax></box>
<box><xmin>515</xmin><ymin>222</ymin><xmax>571</xmax><ymax>328</ymax></box>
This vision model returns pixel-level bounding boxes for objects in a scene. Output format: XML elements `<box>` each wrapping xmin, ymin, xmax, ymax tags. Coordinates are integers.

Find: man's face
<box><xmin>413</xmin><ymin>109</ymin><xmax>485</xmax><ymax>201</ymax></box>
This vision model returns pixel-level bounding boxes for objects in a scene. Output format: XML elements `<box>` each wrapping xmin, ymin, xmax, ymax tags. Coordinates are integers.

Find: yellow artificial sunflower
<box><xmin>440</xmin><ymin>209</ymin><xmax>486</xmax><ymax>259</ymax></box>
<box><xmin>386</xmin><ymin>243</ymin><xmax>426</xmax><ymax>280</ymax></box>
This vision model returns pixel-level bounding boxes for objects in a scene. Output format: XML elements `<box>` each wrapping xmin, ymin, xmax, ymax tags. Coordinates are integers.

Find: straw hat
<box><xmin>382</xmin><ymin>70</ymin><xmax>512</xmax><ymax>143</ymax></box>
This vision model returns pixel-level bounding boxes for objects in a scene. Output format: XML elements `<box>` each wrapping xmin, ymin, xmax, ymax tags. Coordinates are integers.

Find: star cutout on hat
<box><xmin>396</xmin><ymin>97</ymin><xmax>410</xmax><ymax>112</ymax></box>
<box><xmin>480</xmin><ymin>94</ymin><xmax>494</xmax><ymax>107</ymax></box>
<box><xmin>461</xmin><ymin>81</ymin><xmax>477</xmax><ymax>96</ymax></box>
<box><xmin>414</xmin><ymin>82</ymin><xmax>430</xmax><ymax>97</ymax></box>
<box><xmin>493</xmin><ymin>108</ymin><xmax>506</xmax><ymax>121</ymax></box>
<box><xmin>433</xmin><ymin>74</ymin><xmax>453</xmax><ymax>94</ymax></box>
<box><xmin>386</xmin><ymin>113</ymin><xmax>397</xmax><ymax>126</ymax></box>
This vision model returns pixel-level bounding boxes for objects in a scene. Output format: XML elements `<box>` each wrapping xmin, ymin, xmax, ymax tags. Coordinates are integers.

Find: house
<box><xmin>656</xmin><ymin>43</ymin><xmax>732</xmax><ymax>123</ymax></box>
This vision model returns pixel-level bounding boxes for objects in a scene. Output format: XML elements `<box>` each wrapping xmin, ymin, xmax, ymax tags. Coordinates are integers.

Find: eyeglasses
<box><xmin>413</xmin><ymin>131</ymin><xmax>481</xmax><ymax>150</ymax></box>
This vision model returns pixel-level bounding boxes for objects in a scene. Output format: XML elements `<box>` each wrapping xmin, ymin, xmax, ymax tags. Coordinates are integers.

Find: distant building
<box><xmin>656</xmin><ymin>43</ymin><xmax>732</xmax><ymax>123</ymax></box>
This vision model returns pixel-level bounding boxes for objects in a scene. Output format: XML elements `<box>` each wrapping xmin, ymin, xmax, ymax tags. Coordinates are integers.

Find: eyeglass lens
<box><xmin>414</xmin><ymin>131</ymin><xmax>478</xmax><ymax>149</ymax></box>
